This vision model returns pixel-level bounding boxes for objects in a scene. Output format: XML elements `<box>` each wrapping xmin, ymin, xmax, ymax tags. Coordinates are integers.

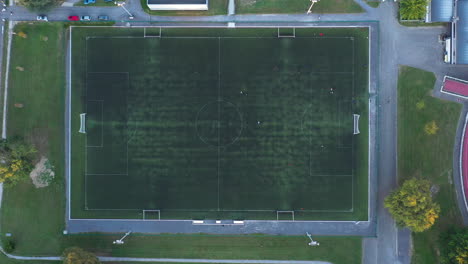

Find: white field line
<box><xmin>367</xmin><ymin>25</ymin><xmax>372</xmax><ymax>221</ymax></box>
<box><xmin>67</xmin><ymin>25</ymin><xmax>373</xmax><ymax>223</ymax></box>
<box><xmin>67</xmin><ymin>26</ymin><xmax>73</xmax><ymax>221</ymax></box>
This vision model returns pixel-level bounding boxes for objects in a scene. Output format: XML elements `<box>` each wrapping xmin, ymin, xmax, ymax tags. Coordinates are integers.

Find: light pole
<box><xmin>306</xmin><ymin>232</ymin><xmax>320</xmax><ymax>246</ymax></box>
<box><xmin>113</xmin><ymin>231</ymin><xmax>132</xmax><ymax>245</ymax></box>
<box><xmin>115</xmin><ymin>1</ymin><xmax>134</xmax><ymax>19</ymax></box>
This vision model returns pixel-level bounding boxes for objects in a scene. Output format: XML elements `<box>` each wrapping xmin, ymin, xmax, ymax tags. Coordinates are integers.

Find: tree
<box><xmin>424</xmin><ymin>120</ymin><xmax>439</xmax><ymax>135</ymax></box>
<box><xmin>384</xmin><ymin>178</ymin><xmax>440</xmax><ymax>232</ymax></box>
<box><xmin>16</xmin><ymin>32</ymin><xmax>27</xmax><ymax>39</ymax></box>
<box><xmin>17</xmin><ymin>0</ymin><xmax>62</xmax><ymax>11</ymax></box>
<box><xmin>0</xmin><ymin>139</ymin><xmax>36</xmax><ymax>186</ymax></box>
<box><xmin>400</xmin><ymin>0</ymin><xmax>427</xmax><ymax>20</ymax></box>
<box><xmin>62</xmin><ymin>247</ymin><xmax>100</xmax><ymax>264</ymax></box>
<box><xmin>440</xmin><ymin>227</ymin><xmax>468</xmax><ymax>264</ymax></box>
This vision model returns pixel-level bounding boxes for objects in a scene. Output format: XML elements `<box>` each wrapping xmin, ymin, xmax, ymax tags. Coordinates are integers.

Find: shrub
<box><xmin>424</xmin><ymin>120</ymin><xmax>439</xmax><ymax>135</ymax></box>
<box><xmin>400</xmin><ymin>0</ymin><xmax>427</xmax><ymax>20</ymax></box>
<box><xmin>440</xmin><ymin>227</ymin><xmax>468</xmax><ymax>264</ymax></box>
<box><xmin>62</xmin><ymin>247</ymin><xmax>101</xmax><ymax>264</ymax></box>
<box><xmin>3</xmin><ymin>239</ymin><xmax>15</xmax><ymax>253</ymax></box>
<box><xmin>0</xmin><ymin>138</ymin><xmax>36</xmax><ymax>187</ymax></box>
<box><xmin>18</xmin><ymin>0</ymin><xmax>62</xmax><ymax>11</ymax></box>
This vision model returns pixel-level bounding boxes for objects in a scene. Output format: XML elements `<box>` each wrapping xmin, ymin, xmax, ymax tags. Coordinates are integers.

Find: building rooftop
<box><xmin>431</xmin><ymin>0</ymin><xmax>454</xmax><ymax>22</ymax></box>
<box><xmin>147</xmin><ymin>0</ymin><xmax>206</xmax><ymax>4</ymax></box>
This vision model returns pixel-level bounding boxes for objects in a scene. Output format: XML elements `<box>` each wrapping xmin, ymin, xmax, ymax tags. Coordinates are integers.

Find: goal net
<box><xmin>79</xmin><ymin>113</ymin><xmax>86</xmax><ymax>134</ymax></box>
<box><xmin>353</xmin><ymin>114</ymin><xmax>360</xmax><ymax>135</ymax></box>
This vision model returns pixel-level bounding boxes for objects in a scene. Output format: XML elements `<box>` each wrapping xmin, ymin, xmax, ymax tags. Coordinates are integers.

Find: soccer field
<box><xmin>70</xmin><ymin>27</ymin><xmax>369</xmax><ymax>220</ymax></box>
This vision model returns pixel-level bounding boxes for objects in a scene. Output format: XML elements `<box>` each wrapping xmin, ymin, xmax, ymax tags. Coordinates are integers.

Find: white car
<box><xmin>36</xmin><ymin>15</ymin><xmax>48</xmax><ymax>21</ymax></box>
<box><xmin>80</xmin><ymin>15</ymin><xmax>91</xmax><ymax>21</ymax></box>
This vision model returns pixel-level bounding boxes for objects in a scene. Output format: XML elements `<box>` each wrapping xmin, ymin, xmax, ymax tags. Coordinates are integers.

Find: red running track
<box><xmin>443</xmin><ymin>78</ymin><xmax>468</xmax><ymax>97</ymax></box>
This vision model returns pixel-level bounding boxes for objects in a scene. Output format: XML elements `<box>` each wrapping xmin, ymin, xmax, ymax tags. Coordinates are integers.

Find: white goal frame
<box><xmin>143</xmin><ymin>210</ymin><xmax>161</xmax><ymax>220</ymax></box>
<box><xmin>143</xmin><ymin>27</ymin><xmax>162</xmax><ymax>38</ymax></box>
<box><xmin>277</xmin><ymin>27</ymin><xmax>296</xmax><ymax>38</ymax></box>
<box><xmin>277</xmin><ymin>210</ymin><xmax>295</xmax><ymax>221</ymax></box>
<box><xmin>353</xmin><ymin>114</ymin><xmax>360</xmax><ymax>135</ymax></box>
<box><xmin>79</xmin><ymin>113</ymin><xmax>86</xmax><ymax>134</ymax></box>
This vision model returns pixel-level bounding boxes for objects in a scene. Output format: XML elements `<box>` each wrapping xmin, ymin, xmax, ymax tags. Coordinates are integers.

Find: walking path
<box><xmin>1</xmin><ymin>20</ymin><xmax>13</xmax><ymax>140</ymax></box>
<box><xmin>228</xmin><ymin>0</ymin><xmax>235</xmax><ymax>15</ymax></box>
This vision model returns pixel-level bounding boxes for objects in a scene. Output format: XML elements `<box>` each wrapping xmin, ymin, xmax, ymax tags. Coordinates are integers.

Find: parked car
<box><xmin>68</xmin><ymin>16</ymin><xmax>79</xmax><ymax>21</ymax></box>
<box><xmin>36</xmin><ymin>15</ymin><xmax>48</xmax><ymax>21</ymax></box>
<box><xmin>80</xmin><ymin>15</ymin><xmax>91</xmax><ymax>21</ymax></box>
<box><xmin>98</xmin><ymin>15</ymin><xmax>109</xmax><ymax>21</ymax></box>
<box><xmin>83</xmin><ymin>0</ymin><xmax>95</xmax><ymax>4</ymax></box>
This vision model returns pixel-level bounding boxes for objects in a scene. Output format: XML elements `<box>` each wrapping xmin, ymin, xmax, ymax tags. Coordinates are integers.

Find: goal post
<box><xmin>79</xmin><ymin>113</ymin><xmax>86</xmax><ymax>134</ymax></box>
<box><xmin>143</xmin><ymin>210</ymin><xmax>160</xmax><ymax>220</ymax></box>
<box><xmin>277</xmin><ymin>210</ymin><xmax>295</xmax><ymax>221</ymax></box>
<box><xmin>143</xmin><ymin>27</ymin><xmax>162</xmax><ymax>38</ymax></box>
<box><xmin>353</xmin><ymin>114</ymin><xmax>360</xmax><ymax>135</ymax></box>
<box><xmin>278</xmin><ymin>28</ymin><xmax>296</xmax><ymax>38</ymax></box>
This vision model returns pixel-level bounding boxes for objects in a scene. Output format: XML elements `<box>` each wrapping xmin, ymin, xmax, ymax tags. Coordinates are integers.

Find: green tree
<box><xmin>384</xmin><ymin>178</ymin><xmax>440</xmax><ymax>232</ymax></box>
<box><xmin>62</xmin><ymin>247</ymin><xmax>100</xmax><ymax>264</ymax></box>
<box><xmin>0</xmin><ymin>139</ymin><xmax>36</xmax><ymax>186</ymax></box>
<box><xmin>400</xmin><ymin>0</ymin><xmax>427</xmax><ymax>20</ymax></box>
<box><xmin>441</xmin><ymin>227</ymin><xmax>468</xmax><ymax>264</ymax></box>
<box><xmin>18</xmin><ymin>0</ymin><xmax>62</xmax><ymax>11</ymax></box>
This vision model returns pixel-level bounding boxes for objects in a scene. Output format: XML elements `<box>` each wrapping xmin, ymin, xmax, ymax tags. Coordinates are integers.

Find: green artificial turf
<box><xmin>70</xmin><ymin>27</ymin><xmax>369</xmax><ymax>220</ymax></box>
<box><xmin>236</xmin><ymin>0</ymin><xmax>363</xmax><ymax>14</ymax></box>
<box><xmin>397</xmin><ymin>66</ymin><xmax>464</xmax><ymax>264</ymax></box>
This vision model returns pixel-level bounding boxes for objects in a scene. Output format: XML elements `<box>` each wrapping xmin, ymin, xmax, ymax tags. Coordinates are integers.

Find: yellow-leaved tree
<box><xmin>384</xmin><ymin>178</ymin><xmax>440</xmax><ymax>232</ymax></box>
<box><xmin>441</xmin><ymin>227</ymin><xmax>468</xmax><ymax>264</ymax></box>
<box><xmin>0</xmin><ymin>139</ymin><xmax>36</xmax><ymax>186</ymax></box>
<box><xmin>62</xmin><ymin>247</ymin><xmax>100</xmax><ymax>264</ymax></box>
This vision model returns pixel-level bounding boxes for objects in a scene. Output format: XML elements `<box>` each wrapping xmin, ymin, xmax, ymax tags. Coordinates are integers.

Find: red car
<box><xmin>68</xmin><ymin>16</ymin><xmax>79</xmax><ymax>21</ymax></box>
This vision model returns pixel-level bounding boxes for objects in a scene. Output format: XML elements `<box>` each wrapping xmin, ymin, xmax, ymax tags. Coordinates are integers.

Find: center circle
<box><xmin>196</xmin><ymin>100</ymin><xmax>243</xmax><ymax>147</ymax></box>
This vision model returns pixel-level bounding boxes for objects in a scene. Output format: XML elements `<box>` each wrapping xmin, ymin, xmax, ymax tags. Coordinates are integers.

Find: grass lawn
<box><xmin>397</xmin><ymin>66</ymin><xmax>463</xmax><ymax>264</ymax></box>
<box><xmin>140</xmin><ymin>0</ymin><xmax>228</xmax><ymax>16</ymax></box>
<box><xmin>399</xmin><ymin>22</ymin><xmax>447</xmax><ymax>27</ymax></box>
<box><xmin>0</xmin><ymin>22</ymin><xmax>66</xmax><ymax>256</ymax></box>
<box><xmin>366</xmin><ymin>1</ymin><xmax>380</xmax><ymax>8</ymax></box>
<box><xmin>61</xmin><ymin>234</ymin><xmax>362</xmax><ymax>264</ymax></box>
<box><xmin>236</xmin><ymin>0</ymin><xmax>363</xmax><ymax>14</ymax></box>
<box><xmin>0</xmin><ymin>23</ymin><xmax>363</xmax><ymax>264</ymax></box>
<box><xmin>0</xmin><ymin>234</ymin><xmax>362</xmax><ymax>264</ymax></box>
